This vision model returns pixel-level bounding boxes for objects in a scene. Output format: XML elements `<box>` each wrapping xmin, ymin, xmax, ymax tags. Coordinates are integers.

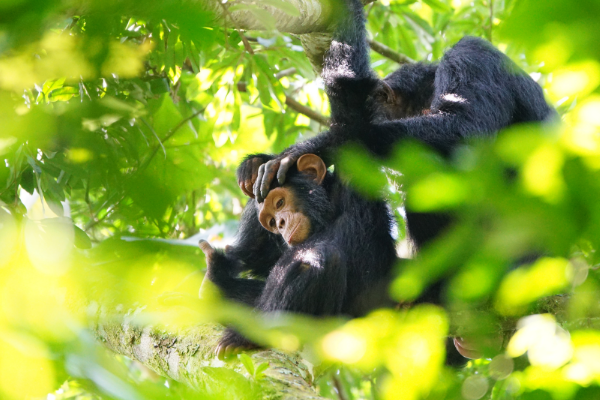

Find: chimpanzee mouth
<box><xmin>285</xmin><ymin>224</ymin><xmax>301</xmax><ymax>245</ymax></box>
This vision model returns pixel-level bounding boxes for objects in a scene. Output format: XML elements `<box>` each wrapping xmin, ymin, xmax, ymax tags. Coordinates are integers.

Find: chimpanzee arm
<box><xmin>224</xmin><ymin>198</ymin><xmax>286</xmax><ymax>278</ymax></box>
<box><xmin>249</xmin><ymin>0</ymin><xmax>375</xmax><ymax>202</ymax></box>
<box><xmin>322</xmin><ymin>0</ymin><xmax>378</xmax><ymax>125</ymax></box>
<box><xmin>256</xmin><ymin>244</ymin><xmax>347</xmax><ymax>315</ymax></box>
<box><xmin>215</xmin><ymin>243</ymin><xmax>347</xmax><ymax>357</ymax></box>
<box><xmin>200</xmin><ymin>241</ymin><xmax>266</xmax><ymax>306</ymax></box>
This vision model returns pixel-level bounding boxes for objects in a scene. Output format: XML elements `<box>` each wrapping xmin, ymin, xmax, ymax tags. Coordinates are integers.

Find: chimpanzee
<box><xmin>237</xmin><ymin>3</ymin><xmax>555</xmax><ymax>252</ymax></box>
<box><xmin>204</xmin><ymin>154</ymin><xmax>397</xmax><ymax>358</ymax></box>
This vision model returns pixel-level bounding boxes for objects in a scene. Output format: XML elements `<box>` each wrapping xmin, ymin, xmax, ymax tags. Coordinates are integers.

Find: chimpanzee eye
<box><xmin>276</xmin><ymin>198</ymin><xmax>284</xmax><ymax>209</ymax></box>
<box><xmin>269</xmin><ymin>218</ymin><xmax>276</xmax><ymax>228</ymax></box>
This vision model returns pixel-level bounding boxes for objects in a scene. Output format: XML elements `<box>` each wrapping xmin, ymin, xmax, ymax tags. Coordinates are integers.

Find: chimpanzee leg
<box><xmin>216</xmin><ymin>244</ymin><xmax>347</xmax><ymax>357</ymax></box>
<box><xmin>257</xmin><ymin>246</ymin><xmax>347</xmax><ymax>315</ymax></box>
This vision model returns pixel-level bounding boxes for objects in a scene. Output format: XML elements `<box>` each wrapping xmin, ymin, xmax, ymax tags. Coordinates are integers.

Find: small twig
<box><xmin>139</xmin><ymin>108</ymin><xmax>206</xmax><ymax>173</ymax></box>
<box><xmin>366</xmin><ymin>2</ymin><xmax>375</xmax><ymax>18</ymax></box>
<box><xmin>141</xmin><ymin>117</ymin><xmax>167</xmax><ymax>158</ymax></box>
<box><xmin>216</xmin><ymin>0</ymin><xmax>255</xmax><ymax>55</ymax></box>
<box><xmin>275</xmin><ymin>67</ymin><xmax>297</xmax><ymax>79</ymax></box>
<box><xmin>237</xmin><ymin>78</ymin><xmax>329</xmax><ymax>126</ymax></box>
<box><xmin>368</xmin><ymin>39</ymin><xmax>414</xmax><ymax>65</ymax></box>
<box><xmin>285</xmin><ymin>97</ymin><xmax>330</xmax><ymax>126</ymax></box>
<box><xmin>332</xmin><ymin>375</ymin><xmax>349</xmax><ymax>400</ymax></box>
<box><xmin>85</xmin><ymin>109</ymin><xmax>204</xmax><ymax>232</ymax></box>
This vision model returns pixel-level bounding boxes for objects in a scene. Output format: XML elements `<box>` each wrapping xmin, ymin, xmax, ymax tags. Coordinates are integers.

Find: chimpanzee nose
<box><xmin>277</xmin><ymin>218</ymin><xmax>285</xmax><ymax>229</ymax></box>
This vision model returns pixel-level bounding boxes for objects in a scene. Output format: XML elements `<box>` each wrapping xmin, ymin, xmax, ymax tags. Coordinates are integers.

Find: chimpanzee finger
<box><xmin>237</xmin><ymin>162</ymin><xmax>250</xmax><ymax>194</ymax></box>
<box><xmin>248</xmin><ymin>157</ymin><xmax>263</xmax><ymax>192</ymax></box>
<box><xmin>260</xmin><ymin>159</ymin><xmax>280</xmax><ymax>200</ymax></box>
<box><xmin>254</xmin><ymin>164</ymin><xmax>266</xmax><ymax>202</ymax></box>
<box><xmin>226</xmin><ymin>343</ymin><xmax>245</xmax><ymax>358</ymax></box>
<box><xmin>215</xmin><ymin>343</ymin><xmax>225</xmax><ymax>359</ymax></box>
<box><xmin>277</xmin><ymin>156</ymin><xmax>293</xmax><ymax>185</ymax></box>
<box><xmin>241</xmin><ymin>157</ymin><xmax>261</xmax><ymax>198</ymax></box>
<box><xmin>198</xmin><ymin>240</ymin><xmax>214</xmax><ymax>258</ymax></box>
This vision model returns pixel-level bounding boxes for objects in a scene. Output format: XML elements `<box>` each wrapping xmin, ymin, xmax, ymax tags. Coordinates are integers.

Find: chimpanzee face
<box><xmin>258</xmin><ymin>187</ymin><xmax>311</xmax><ymax>246</ymax></box>
<box><xmin>256</xmin><ymin>154</ymin><xmax>329</xmax><ymax>247</ymax></box>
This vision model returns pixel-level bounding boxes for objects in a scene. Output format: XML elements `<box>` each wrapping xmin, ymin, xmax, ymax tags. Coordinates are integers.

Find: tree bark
<box><xmin>200</xmin><ymin>0</ymin><xmax>336</xmax><ymax>34</ymax></box>
<box><xmin>200</xmin><ymin>0</ymin><xmax>378</xmax><ymax>74</ymax></box>
<box><xmin>94</xmin><ymin>306</ymin><xmax>326</xmax><ymax>400</ymax></box>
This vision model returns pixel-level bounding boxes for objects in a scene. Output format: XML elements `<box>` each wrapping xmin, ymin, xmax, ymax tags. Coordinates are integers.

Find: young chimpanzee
<box><xmin>203</xmin><ymin>154</ymin><xmax>397</xmax><ymax>358</ymax></box>
<box><xmin>238</xmin><ymin>1</ymin><xmax>555</xmax><ymax>251</ymax></box>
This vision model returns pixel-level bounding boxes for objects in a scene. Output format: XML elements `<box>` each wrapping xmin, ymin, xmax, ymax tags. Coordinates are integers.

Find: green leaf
<box><xmin>422</xmin><ymin>0</ymin><xmax>453</xmax><ymax>14</ymax></box>
<box><xmin>336</xmin><ymin>145</ymin><xmax>388</xmax><ymax>199</ymax></box>
<box><xmin>254</xmin><ymin>362</ymin><xmax>269</xmax><ymax>379</ymax></box>
<box><xmin>42</xmin><ymin>173</ymin><xmax>65</xmax><ymax>202</ymax></box>
<box><xmin>42</xmin><ymin>78</ymin><xmax>65</xmax><ymax>95</ymax></box>
<box><xmin>20</xmin><ymin>168</ymin><xmax>35</xmax><ymax>195</ymax></box>
<box><xmin>238</xmin><ymin>353</ymin><xmax>254</xmax><ymax>376</ymax></box>
<box><xmin>74</xmin><ymin>225</ymin><xmax>92</xmax><ymax>249</ymax></box>
<box><xmin>49</xmin><ymin>86</ymin><xmax>79</xmax><ymax>102</ymax></box>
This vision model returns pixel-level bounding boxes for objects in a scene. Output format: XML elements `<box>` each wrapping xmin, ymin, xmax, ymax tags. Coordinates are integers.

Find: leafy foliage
<box><xmin>1</xmin><ymin>0</ymin><xmax>600</xmax><ymax>400</ymax></box>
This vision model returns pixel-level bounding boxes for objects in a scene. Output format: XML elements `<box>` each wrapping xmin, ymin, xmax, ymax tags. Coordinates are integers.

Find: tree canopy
<box><xmin>1</xmin><ymin>0</ymin><xmax>600</xmax><ymax>399</ymax></box>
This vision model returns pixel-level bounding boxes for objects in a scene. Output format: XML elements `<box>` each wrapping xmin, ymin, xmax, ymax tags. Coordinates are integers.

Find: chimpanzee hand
<box><xmin>215</xmin><ymin>328</ymin><xmax>260</xmax><ymax>360</ymax></box>
<box><xmin>237</xmin><ymin>154</ymin><xmax>274</xmax><ymax>198</ymax></box>
<box><xmin>253</xmin><ymin>153</ymin><xmax>299</xmax><ymax>203</ymax></box>
<box><xmin>199</xmin><ymin>240</ymin><xmax>228</xmax><ymax>279</ymax></box>
<box><xmin>198</xmin><ymin>239</ymin><xmax>216</xmax><ymax>260</ymax></box>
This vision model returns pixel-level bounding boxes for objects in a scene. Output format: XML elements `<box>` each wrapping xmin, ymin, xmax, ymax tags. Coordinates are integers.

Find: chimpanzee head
<box><xmin>367</xmin><ymin>63</ymin><xmax>437</xmax><ymax>123</ymax></box>
<box><xmin>257</xmin><ymin>154</ymin><xmax>335</xmax><ymax>246</ymax></box>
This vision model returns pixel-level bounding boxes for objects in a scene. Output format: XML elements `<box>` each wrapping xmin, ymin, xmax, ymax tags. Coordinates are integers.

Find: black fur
<box><xmin>246</xmin><ymin>8</ymin><xmax>554</xmax><ymax>250</ymax></box>
<box><xmin>208</xmin><ymin>167</ymin><xmax>397</xmax><ymax>350</ymax></box>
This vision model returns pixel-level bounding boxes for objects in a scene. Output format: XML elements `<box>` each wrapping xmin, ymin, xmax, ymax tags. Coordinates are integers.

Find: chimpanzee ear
<box><xmin>297</xmin><ymin>154</ymin><xmax>327</xmax><ymax>184</ymax></box>
<box><xmin>378</xmin><ymin>81</ymin><xmax>396</xmax><ymax>104</ymax></box>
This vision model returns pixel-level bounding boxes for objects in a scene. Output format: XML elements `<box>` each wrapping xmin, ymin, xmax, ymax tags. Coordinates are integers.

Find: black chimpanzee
<box><xmin>237</xmin><ymin>1</ymin><xmax>555</xmax><ymax>252</ymax></box>
<box><xmin>203</xmin><ymin>154</ymin><xmax>397</xmax><ymax>358</ymax></box>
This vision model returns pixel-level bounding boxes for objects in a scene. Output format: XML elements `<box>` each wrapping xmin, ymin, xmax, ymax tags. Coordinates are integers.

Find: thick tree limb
<box><xmin>94</xmin><ymin>307</ymin><xmax>326</xmax><ymax>400</ymax></box>
<box><xmin>200</xmin><ymin>0</ymin><xmax>335</xmax><ymax>34</ymax></box>
<box><xmin>200</xmin><ymin>0</ymin><xmax>390</xmax><ymax>74</ymax></box>
<box><xmin>200</xmin><ymin>0</ymin><xmax>375</xmax><ymax>33</ymax></box>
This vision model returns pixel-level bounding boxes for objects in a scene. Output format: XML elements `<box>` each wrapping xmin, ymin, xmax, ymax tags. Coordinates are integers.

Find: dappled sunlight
<box><xmin>322</xmin><ymin>330</ymin><xmax>367</xmax><ymax>364</ymax></box>
<box><xmin>383</xmin><ymin>307</ymin><xmax>447</xmax><ymax>400</ymax></box>
<box><xmin>0</xmin><ymin>0</ymin><xmax>599</xmax><ymax>398</ymax></box>
<box><xmin>507</xmin><ymin>314</ymin><xmax>572</xmax><ymax>369</ymax></box>
<box><xmin>407</xmin><ymin>172</ymin><xmax>470</xmax><ymax>211</ymax></box>
<box><xmin>495</xmin><ymin>258</ymin><xmax>571</xmax><ymax>315</ymax></box>
<box><xmin>0</xmin><ymin>33</ymin><xmax>94</xmax><ymax>92</ymax></box>
<box><xmin>547</xmin><ymin>61</ymin><xmax>600</xmax><ymax>103</ymax></box>
<box><xmin>25</xmin><ymin>218</ymin><xmax>74</xmax><ymax>275</ymax></box>
<box><xmin>521</xmin><ymin>144</ymin><xmax>565</xmax><ymax>202</ymax></box>
<box><xmin>0</xmin><ymin>334</ymin><xmax>56</xmax><ymax>399</ymax></box>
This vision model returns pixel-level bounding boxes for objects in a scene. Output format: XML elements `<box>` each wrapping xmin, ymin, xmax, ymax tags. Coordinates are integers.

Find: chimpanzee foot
<box><xmin>215</xmin><ymin>329</ymin><xmax>260</xmax><ymax>360</ymax></box>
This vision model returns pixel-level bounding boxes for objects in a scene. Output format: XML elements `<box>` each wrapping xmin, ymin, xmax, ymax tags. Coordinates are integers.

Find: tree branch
<box><xmin>94</xmin><ymin>307</ymin><xmax>326</xmax><ymax>399</ymax></box>
<box><xmin>200</xmin><ymin>0</ymin><xmax>407</xmax><ymax>74</ymax></box>
<box><xmin>285</xmin><ymin>96</ymin><xmax>330</xmax><ymax>126</ymax></box>
<box><xmin>368</xmin><ymin>39</ymin><xmax>414</xmax><ymax>65</ymax></box>
<box><xmin>200</xmin><ymin>0</ymin><xmax>335</xmax><ymax>34</ymax></box>
<box><xmin>237</xmin><ymin>80</ymin><xmax>330</xmax><ymax>126</ymax></box>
